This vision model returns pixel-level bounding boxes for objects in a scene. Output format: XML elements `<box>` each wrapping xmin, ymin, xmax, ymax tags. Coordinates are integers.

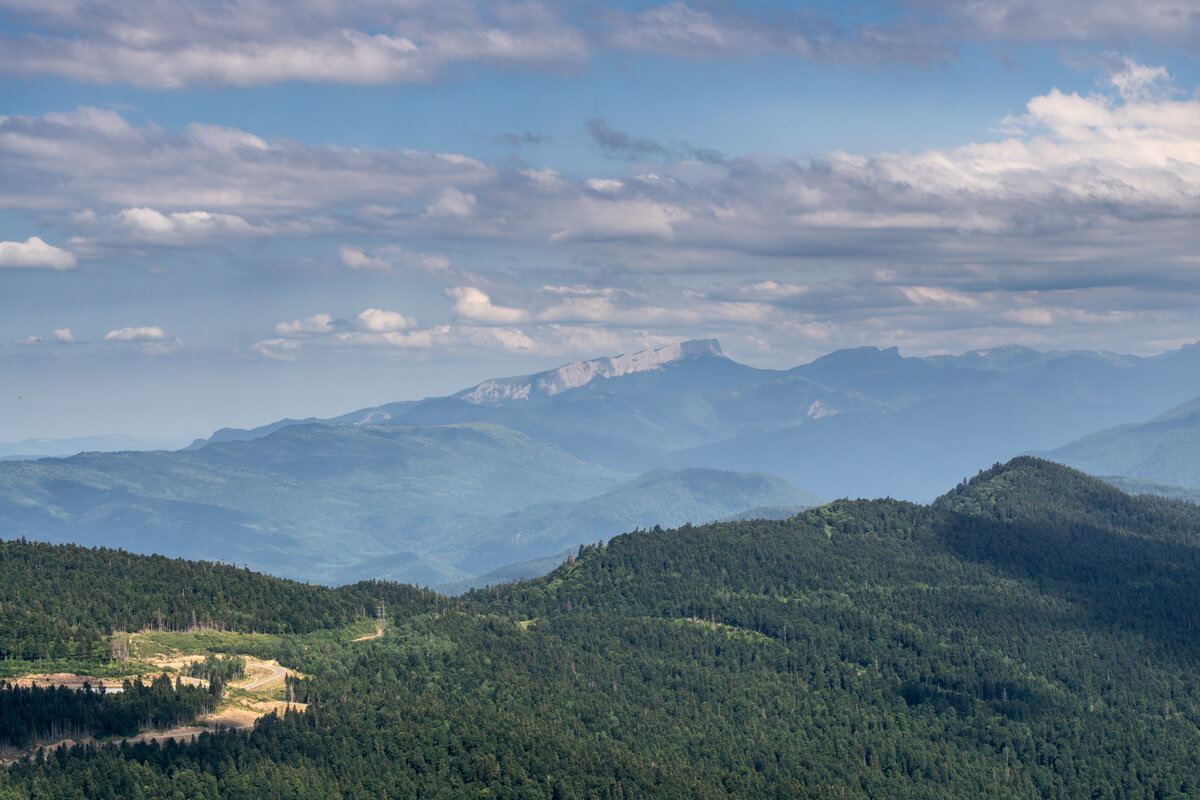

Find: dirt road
<box><xmin>238</xmin><ymin>662</ymin><xmax>287</xmax><ymax>691</ymax></box>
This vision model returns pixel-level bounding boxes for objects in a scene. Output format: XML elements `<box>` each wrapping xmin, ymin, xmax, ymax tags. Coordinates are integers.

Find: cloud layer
<box><xmin>6</xmin><ymin>59</ymin><xmax>1200</xmax><ymax>367</ymax></box>
<box><xmin>2</xmin><ymin>0</ymin><xmax>1195</xmax><ymax>90</ymax></box>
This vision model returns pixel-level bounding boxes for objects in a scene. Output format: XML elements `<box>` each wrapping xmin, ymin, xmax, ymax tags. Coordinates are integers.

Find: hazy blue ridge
<box><xmin>1040</xmin><ymin>394</ymin><xmax>1200</xmax><ymax>489</ymax></box>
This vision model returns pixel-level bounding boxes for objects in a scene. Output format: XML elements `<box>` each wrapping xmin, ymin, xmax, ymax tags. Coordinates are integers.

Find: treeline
<box><xmin>0</xmin><ymin>539</ymin><xmax>438</xmax><ymax>661</ymax></box>
<box><xmin>0</xmin><ymin>675</ymin><xmax>215</xmax><ymax>751</ymax></box>
<box><xmin>4</xmin><ymin>458</ymin><xmax>1200</xmax><ymax>797</ymax></box>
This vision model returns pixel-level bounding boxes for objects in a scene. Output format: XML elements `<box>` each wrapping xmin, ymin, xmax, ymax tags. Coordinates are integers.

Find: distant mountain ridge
<box><xmin>457</xmin><ymin>338</ymin><xmax>726</xmax><ymax>403</ymax></box>
<box><xmin>8</xmin><ymin>336</ymin><xmax>1200</xmax><ymax>587</ymax></box>
<box><xmin>1041</xmin><ymin>392</ymin><xmax>1200</xmax><ymax>491</ymax></box>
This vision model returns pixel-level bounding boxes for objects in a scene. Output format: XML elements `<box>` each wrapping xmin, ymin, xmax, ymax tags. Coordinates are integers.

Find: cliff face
<box><xmin>458</xmin><ymin>339</ymin><xmax>725</xmax><ymax>404</ymax></box>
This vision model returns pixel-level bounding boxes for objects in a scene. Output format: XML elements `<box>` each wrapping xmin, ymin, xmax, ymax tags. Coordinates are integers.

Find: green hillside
<box><xmin>4</xmin><ymin>458</ymin><xmax>1200</xmax><ymax>797</ymax></box>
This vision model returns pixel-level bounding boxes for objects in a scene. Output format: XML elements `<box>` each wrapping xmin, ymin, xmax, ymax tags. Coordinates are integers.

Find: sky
<box><xmin>3</xmin><ymin>0</ymin><xmax>1200</xmax><ymax>445</ymax></box>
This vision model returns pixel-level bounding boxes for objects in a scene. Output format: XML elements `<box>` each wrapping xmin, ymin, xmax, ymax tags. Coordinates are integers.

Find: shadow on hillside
<box><xmin>935</xmin><ymin>511</ymin><xmax>1200</xmax><ymax>662</ymax></box>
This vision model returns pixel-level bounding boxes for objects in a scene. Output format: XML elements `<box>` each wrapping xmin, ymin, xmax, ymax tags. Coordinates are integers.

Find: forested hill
<box><xmin>0</xmin><ymin>539</ymin><xmax>434</xmax><ymax>662</ymax></box>
<box><xmin>6</xmin><ymin>457</ymin><xmax>1200</xmax><ymax>798</ymax></box>
<box><xmin>488</xmin><ymin>456</ymin><xmax>1200</xmax><ymax>647</ymax></box>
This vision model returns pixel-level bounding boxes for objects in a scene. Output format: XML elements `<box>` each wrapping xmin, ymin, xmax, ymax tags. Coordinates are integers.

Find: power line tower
<box><xmin>375</xmin><ymin>602</ymin><xmax>386</xmax><ymax>632</ymax></box>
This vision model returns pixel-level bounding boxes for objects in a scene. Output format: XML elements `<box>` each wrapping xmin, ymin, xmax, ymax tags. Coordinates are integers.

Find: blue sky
<box><xmin>3</xmin><ymin>0</ymin><xmax>1200</xmax><ymax>444</ymax></box>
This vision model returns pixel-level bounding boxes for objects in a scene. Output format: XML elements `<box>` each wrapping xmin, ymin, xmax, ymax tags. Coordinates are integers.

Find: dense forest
<box><xmin>2</xmin><ymin>457</ymin><xmax>1200</xmax><ymax>797</ymax></box>
<box><xmin>0</xmin><ymin>676</ymin><xmax>216</xmax><ymax>751</ymax></box>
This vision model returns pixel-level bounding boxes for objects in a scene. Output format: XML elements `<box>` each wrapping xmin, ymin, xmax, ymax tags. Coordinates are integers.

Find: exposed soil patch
<box><xmin>352</xmin><ymin>625</ymin><xmax>385</xmax><ymax>642</ymax></box>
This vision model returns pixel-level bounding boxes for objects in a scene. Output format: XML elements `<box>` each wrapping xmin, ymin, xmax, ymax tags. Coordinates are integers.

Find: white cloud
<box><xmin>0</xmin><ymin>108</ymin><xmax>494</xmax><ymax>215</ymax></box>
<box><xmin>584</xmin><ymin>179</ymin><xmax>624</xmax><ymax>193</ymax></box>
<box><xmin>274</xmin><ymin>314</ymin><xmax>334</xmax><ymax>336</ymax></box>
<box><xmin>339</xmin><ymin>244</ymin><xmax>451</xmax><ymax>273</ymax></box>
<box><xmin>354</xmin><ymin>308</ymin><xmax>412</xmax><ymax>333</ymax></box>
<box><xmin>109</xmin><ymin>207</ymin><xmax>269</xmax><ymax>244</ymax></box>
<box><xmin>1106</xmin><ymin>57</ymin><xmax>1172</xmax><ymax>101</ymax></box>
<box><xmin>104</xmin><ymin>326</ymin><xmax>167</xmax><ymax>342</ymax></box>
<box><xmin>5</xmin><ymin>67</ymin><xmax>1200</xmax><ymax>357</ymax></box>
<box><xmin>547</xmin><ymin>197</ymin><xmax>684</xmax><ymax>242</ymax></box>
<box><xmin>0</xmin><ymin>0</ymin><xmax>972</xmax><ymax>91</ymax></box>
<box><xmin>898</xmin><ymin>286</ymin><xmax>979</xmax><ymax>308</ymax></box>
<box><xmin>446</xmin><ymin>286</ymin><xmax>531</xmax><ymax>325</ymax></box>
<box><xmin>339</xmin><ymin>245</ymin><xmax>385</xmax><ymax>270</ymax></box>
<box><xmin>252</xmin><ymin>337</ymin><xmax>303</xmax><ymax>361</ymax></box>
<box><xmin>102</xmin><ymin>325</ymin><xmax>181</xmax><ymax>353</ymax></box>
<box><xmin>0</xmin><ymin>237</ymin><xmax>76</xmax><ymax>269</ymax></box>
<box><xmin>12</xmin><ymin>328</ymin><xmax>77</xmax><ymax>346</ymax></box>
<box><xmin>0</xmin><ymin>0</ymin><xmax>590</xmax><ymax>88</ymax></box>
<box><xmin>423</xmin><ymin>188</ymin><xmax>476</xmax><ymax>218</ymax></box>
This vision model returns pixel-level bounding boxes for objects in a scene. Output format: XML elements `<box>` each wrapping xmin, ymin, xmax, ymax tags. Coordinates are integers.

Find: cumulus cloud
<box><xmin>102</xmin><ymin>325</ymin><xmax>181</xmax><ymax>353</ymax></box>
<box><xmin>1105</xmin><ymin>56</ymin><xmax>1172</xmax><ymax>101</ymax></box>
<box><xmin>423</xmin><ymin>188</ymin><xmax>477</xmax><ymax>218</ymax></box>
<box><xmin>446</xmin><ymin>286</ymin><xmax>531</xmax><ymax>325</ymax></box>
<box><xmin>105</xmin><ymin>207</ymin><xmax>286</xmax><ymax>244</ymax></box>
<box><xmin>12</xmin><ymin>328</ymin><xmax>78</xmax><ymax>346</ymax></box>
<box><xmin>547</xmin><ymin>197</ymin><xmax>684</xmax><ymax>242</ymax></box>
<box><xmin>274</xmin><ymin>314</ymin><xmax>334</xmax><ymax>336</ymax></box>
<box><xmin>252</xmin><ymin>337</ymin><xmax>303</xmax><ymax>361</ymax></box>
<box><xmin>104</xmin><ymin>326</ymin><xmax>167</xmax><ymax>342</ymax></box>
<box><xmin>339</xmin><ymin>244</ymin><xmax>451</xmax><ymax>273</ymax></box>
<box><xmin>354</xmin><ymin>308</ymin><xmax>413</xmax><ymax>332</ymax></box>
<box><xmin>0</xmin><ymin>237</ymin><xmax>76</xmax><ymax>269</ymax></box>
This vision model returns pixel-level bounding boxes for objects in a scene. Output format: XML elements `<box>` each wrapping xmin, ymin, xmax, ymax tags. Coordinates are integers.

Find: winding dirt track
<box><xmin>238</xmin><ymin>662</ymin><xmax>287</xmax><ymax>691</ymax></box>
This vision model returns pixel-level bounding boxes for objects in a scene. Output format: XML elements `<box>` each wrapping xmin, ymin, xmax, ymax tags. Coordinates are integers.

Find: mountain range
<box><xmin>5</xmin><ymin>337</ymin><xmax>1200</xmax><ymax>587</ymax></box>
